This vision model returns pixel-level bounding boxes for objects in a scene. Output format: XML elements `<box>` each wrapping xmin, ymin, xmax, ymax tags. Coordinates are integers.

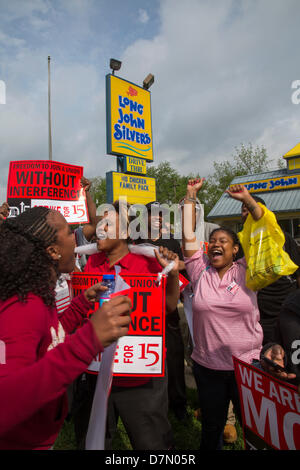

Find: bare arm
<box><xmin>182</xmin><ymin>178</ymin><xmax>205</xmax><ymax>258</ymax></box>
<box><xmin>155</xmin><ymin>247</ymin><xmax>180</xmax><ymax>315</ymax></box>
<box><xmin>81</xmin><ymin>177</ymin><xmax>97</xmax><ymax>242</ymax></box>
<box><xmin>226</xmin><ymin>184</ymin><xmax>263</xmax><ymax>221</ymax></box>
<box><xmin>178</xmin><ymin>260</ymin><xmax>186</xmax><ymax>271</ymax></box>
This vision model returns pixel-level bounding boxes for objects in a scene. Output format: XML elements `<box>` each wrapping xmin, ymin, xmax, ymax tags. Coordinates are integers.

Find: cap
<box><xmin>102</xmin><ymin>274</ymin><xmax>115</xmax><ymax>280</ymax></box>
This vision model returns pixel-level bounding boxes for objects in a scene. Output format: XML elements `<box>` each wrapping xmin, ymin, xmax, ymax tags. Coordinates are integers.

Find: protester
<box><xmin>179</xmin><ymin>196</ymin><xmax>237</xmax><ymax>443</ymax></box>
<box><xmin>72</xmin><ymin>200</ymin><xmax>180</xmax><ymax>450</ymax></box>
<box><xmin>0</xmin><ymin>206</ymin><xmax>132</xmax><ymax>450</ymax></box>
<box><xmin>135</xmin><ymin>201</ymin><xmax>188</xmax><ymax>421</ymax></box>
<box><xmin>241</xmin><ymin>196</ymin><xmax>300</xmax><ymax>345</ymax></box>
<box><xmin>74</xmin><ymin>176</ymin><xmax>99</xmax><ymax>270</ymax></box>
<box><xmin>182</xmin><ymin>179</ymin><xmax>266</xmax><ymax>450</ymax></box>
<box><xmin>259</xmin><ymin>289</ymin><xmax>300</xmax><ymax>391</ymax></box>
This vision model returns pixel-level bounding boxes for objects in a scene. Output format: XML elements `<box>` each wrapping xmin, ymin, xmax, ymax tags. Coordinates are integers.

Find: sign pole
<box><xmin>48</xmin><ymin>56</ymin><xmax>52</xmax><ymax>161</ymax></box>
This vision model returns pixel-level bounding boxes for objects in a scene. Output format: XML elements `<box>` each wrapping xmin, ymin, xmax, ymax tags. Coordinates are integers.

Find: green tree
<box><xmin>147</xmin><ymin>161</ymin><xmax>199</xmax><ymax>204</ymax></box>
<box><xmin>203</xmin><ymin>143</ymin><xmax>271</xmax><ymax>216</ymax></box>
<box><xmin>90</xmin><ymin>176</ymin><xmax>106</xmax><ymax>209</ymax></box>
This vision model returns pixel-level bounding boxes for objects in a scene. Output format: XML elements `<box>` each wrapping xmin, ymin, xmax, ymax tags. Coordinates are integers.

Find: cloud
<box><xmin>120</xmin><ymin>0</ymin><xmax>300</xmax><ymax>175</ymax></box>
<box><xmin>0</xmin><ymin>31</ymin><xmax>26</xmax><ymax>48</ymax></box>
<box><xmin>1</xmin><ymin>0</ymin><xmax>300</xmax><ymax>204</ymax></box>
<box><xmin>138</xmin><ymin>9</ymin><xmax>150</xmax><ymax>24</ymax></box>
<box><xmin>0</xmin><ymin>0</ymin><xmax>50</xmax><ymax>22</ymax></box>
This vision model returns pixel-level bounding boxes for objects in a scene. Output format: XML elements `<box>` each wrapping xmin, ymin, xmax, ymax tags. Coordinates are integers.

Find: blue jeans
<box><xmin>192</xmin><ymin>361</ymin><xmax>242</xmax><ymax>450</ymax></box>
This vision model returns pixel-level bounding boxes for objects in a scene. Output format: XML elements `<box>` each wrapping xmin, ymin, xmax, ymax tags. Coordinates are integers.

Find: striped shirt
<box><xmin>184</xmin><ymin>250</ymin><xmax>263</xmax><ymax>370</ymax></box>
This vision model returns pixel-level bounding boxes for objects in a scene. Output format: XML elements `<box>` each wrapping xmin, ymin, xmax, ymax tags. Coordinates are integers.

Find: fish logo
<box><xmin>127</xmin><ymin>86</ymin><xmax>138</xmax><ymax>97</ymax></box>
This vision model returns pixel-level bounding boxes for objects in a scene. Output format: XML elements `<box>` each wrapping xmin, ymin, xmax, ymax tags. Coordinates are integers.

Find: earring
<box><xmin>58</xmin><ymin>254</ymin><xmax>62</xmax><ymax>259</ymax></box>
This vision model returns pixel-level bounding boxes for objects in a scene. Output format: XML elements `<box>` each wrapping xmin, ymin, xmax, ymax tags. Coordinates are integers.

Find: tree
<box><xmin>87</xmin><ymin>143</ymin><xmax>276</xmax><ymax>220</ymax></box>
<box><xmin>203</xmin><ymin>143</ymin><xmax>271</xmax><ymax>216</ymax></box>
<box><xmin>90</xmin><ymin>176</ymin><xmax>106</xmax><ymax>210</ymax></box>
<box><xmin>146</xmin><ymin>162</ymin><xmax>196</xmax><ymax>204</ymax></box>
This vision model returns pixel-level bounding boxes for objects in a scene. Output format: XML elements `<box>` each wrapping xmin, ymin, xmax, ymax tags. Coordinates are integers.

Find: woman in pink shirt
<box><xmin>182</xmin><ymin>179</ymin><xmax>264</xmax><ymax>450</ymax></box>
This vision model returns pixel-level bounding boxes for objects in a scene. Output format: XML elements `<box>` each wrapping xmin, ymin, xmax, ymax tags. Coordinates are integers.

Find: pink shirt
<box><xmin>184</xmin><ymin>250</ymin><xmax>263</xmax><ymax>370</ymax></box>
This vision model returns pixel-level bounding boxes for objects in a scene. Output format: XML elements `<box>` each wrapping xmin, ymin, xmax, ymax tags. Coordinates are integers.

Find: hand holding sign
<box><xmin>90</xmin><ymin>295</ymin><xmax>132</xmax><ymax>348</ymax></box>
<box><xmin>154</xmin><ymin>246</ymin><xmax>179</xmax><ymax>274</ymax></box>
<box><xmin>0</xmin><ymin>202</ymin><xmax>9</xmax><ymax>220</ymax></box>
<box><xmin>261</xmin><ymin>344</ymin><xmax>296</xmax><ymax>381</ymax></box>
<box><xmin>80</xmin><ymin>176</ymin><xmax>91</xmax><ymax>192</ymax></box>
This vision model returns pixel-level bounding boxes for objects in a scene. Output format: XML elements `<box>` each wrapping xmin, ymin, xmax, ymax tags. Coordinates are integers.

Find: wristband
<box><xmin>184</xmin><ymin>197</ymin><xmax>197</xmax><ymax>202</ymax></box>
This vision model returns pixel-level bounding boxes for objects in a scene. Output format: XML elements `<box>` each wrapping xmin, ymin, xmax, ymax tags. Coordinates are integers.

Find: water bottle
<box><xmin>99</xmin><ymin>274</ymin><xmax>115</xmax><ymax>306</ymax></box>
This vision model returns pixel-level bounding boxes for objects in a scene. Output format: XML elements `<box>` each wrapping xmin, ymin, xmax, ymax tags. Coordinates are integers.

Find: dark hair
<box><xmin>0</xmin><ymin>207</ymin><xmax>59</xmax><ymax>306</ymax></box>
<box><xmin>209</xmin><ymin>226</ymin><xmax>241</xmax><ymax>248</ymax></box>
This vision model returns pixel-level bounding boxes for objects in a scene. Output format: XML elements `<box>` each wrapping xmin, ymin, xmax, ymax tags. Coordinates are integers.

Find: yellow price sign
<box><xmin>106</xmin><ymin>74</ymin><xmax>153</xmax><ymax>162</ymax></box>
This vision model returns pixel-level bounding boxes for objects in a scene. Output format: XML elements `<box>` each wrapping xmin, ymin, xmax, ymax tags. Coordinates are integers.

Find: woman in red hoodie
<box><xmin>0</xmin><ymin>206</ymin><xmax>132</xmax><ymax>450</ymax></box>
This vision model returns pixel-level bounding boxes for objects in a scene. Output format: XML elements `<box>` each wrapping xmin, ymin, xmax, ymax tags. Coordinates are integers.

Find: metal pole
<box><xmin>48</xmin><ymin>56</ymin><xmax>52</xmax><ymax>161</ymax></box>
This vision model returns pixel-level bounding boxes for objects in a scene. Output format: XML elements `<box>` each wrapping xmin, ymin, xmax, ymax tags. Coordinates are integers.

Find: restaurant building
<box><xmin>207</xmin><ymin>143</ymin><xmax>300</xmax><ymax>243</ymax></box>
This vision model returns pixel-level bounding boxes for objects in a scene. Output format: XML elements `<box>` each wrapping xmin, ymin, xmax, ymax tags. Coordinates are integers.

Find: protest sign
<box><xmin>7</xmin><ymin>160</ymin><xmax>88</xmax><ymax>224</ymax></box>
<box><xmin>71</xmin><ymin>272</ymin><xmax>166</xmax><ymax>376</ymax></box>
<box><xmin>179</xmin><ymin>273</ymin><xmax>190</xmax><ymax>292</ymax></box>
<box><xmin>233</xmin><ymin>356</ymin><xmax>300</xmax><ymax>450</ymax></box>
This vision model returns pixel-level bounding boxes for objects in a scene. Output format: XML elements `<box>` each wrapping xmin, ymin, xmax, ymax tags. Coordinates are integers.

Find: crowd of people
<box><xmin>0</xmin><ymin>176</ymin><xmax>300</xmax><ymax>451</ymax></box>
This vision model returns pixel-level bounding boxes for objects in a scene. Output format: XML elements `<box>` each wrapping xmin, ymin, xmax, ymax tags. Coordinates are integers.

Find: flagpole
<box><xmin>48</xmin><ymin>56</ymin><xmax>52</xmax><ymax>161</ymax></box>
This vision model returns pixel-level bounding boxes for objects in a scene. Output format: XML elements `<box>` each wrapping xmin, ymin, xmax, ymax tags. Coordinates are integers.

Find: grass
<box><xmin>53</xmin><ymin>387</ymin><xmax>245</xmax><ymax>451</ymax></box>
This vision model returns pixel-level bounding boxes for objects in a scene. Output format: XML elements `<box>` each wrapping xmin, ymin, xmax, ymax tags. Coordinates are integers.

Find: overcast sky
<box><xmin>1</xmin><ymin>0</ymin><xmax>300</xmax><ymax>201</ymax></box>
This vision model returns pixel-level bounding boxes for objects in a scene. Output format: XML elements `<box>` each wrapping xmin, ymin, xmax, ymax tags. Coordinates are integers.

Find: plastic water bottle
<box><xmin>99</xmin><ymin>274</ymin><xmax>115</xmax><ymax>306</ymax></box>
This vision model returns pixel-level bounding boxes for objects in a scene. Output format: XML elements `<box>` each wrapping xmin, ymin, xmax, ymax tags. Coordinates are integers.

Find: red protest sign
<box><xmin>6</xmin><ymin>160</ymin><xmax>88</xmax><ymax>224</ymax></box>
<box><xmin>233</xmin><ymin>356</ymin><xmax>300</xmax><ymax>450</ymax></box>
<box><xmin>179</xmin><ymin>273</ymin><xmax>189</xmax><ymax>292</ymax></box>
<box><xmin>71</xmin><ymin>272</ymin><xmax>166</xmax><ymax>377</ymax></box>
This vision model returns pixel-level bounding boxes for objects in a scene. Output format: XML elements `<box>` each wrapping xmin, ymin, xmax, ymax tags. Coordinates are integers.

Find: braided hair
<box><xmin>0</xmin><ymin>206</ymin><xmax>60</xmax><ymax>306</ymax></box>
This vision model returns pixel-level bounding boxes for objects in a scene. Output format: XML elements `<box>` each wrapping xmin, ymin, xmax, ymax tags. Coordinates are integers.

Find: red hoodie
<box><xmin>0</xmin><ymin>292</ymin><xmax>103</xmax><ymax>450</ymax></box>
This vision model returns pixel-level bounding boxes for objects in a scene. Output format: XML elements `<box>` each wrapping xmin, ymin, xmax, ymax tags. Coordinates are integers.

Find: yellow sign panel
<box><xmin>239</xmin><ymin>174</ymin><xmax>300</xmax><ymax>193</ymax></box>
<box><xmin>106</xmin><ymin>74</ymin><xmax>153</xmax><ymax>161</ymax></box>
<box><xmin>106</xmin><ymin>171</ymin><xmax>156</xmax><ymax>205</ymax></box>
<box><xmin>124</xmin><ymin>156</ymin><xmax>147</xmax><ymax>175</ymax></box>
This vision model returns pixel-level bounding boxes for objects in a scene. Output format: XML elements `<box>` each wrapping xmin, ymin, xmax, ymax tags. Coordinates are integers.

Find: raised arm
<box><xmin>182</xmin><ymin>178</ymin><xmax>205</xmax><ymax>258</ymax></box>
<box><xmin>225</xmin><ymin>184</ymin><xmax>263</xmax><ymax>221</ymax></box>
<box><xmin>81</xmin><ymin>177</ymin><xmax>98</xmax><ymax>242</ymax></box>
